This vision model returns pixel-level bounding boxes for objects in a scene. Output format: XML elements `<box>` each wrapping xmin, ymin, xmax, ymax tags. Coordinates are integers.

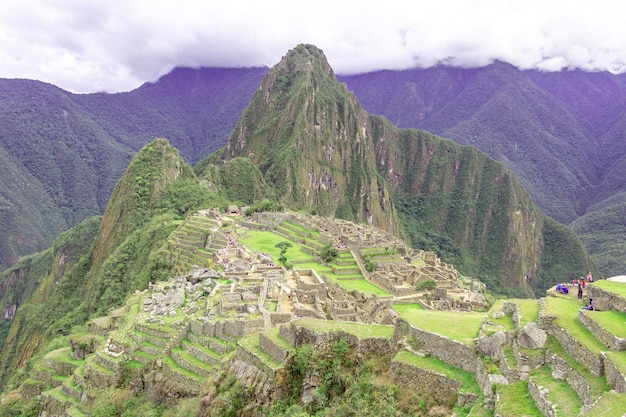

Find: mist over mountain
<box><xmin>0</xmin><ymin>46</ymin><xmax>623</xmax><ymax>277</ymax></box>
<box><xmin>0</xmin><ymin>44</ymin><xmax>602</xmax><ymax>415</ymax></box>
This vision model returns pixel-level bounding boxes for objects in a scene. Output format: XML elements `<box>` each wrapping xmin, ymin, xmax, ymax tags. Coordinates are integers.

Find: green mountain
<box><xmin>0</xmin><ymin>69</ymin><xmax>265</xmax><ymax>271</ymax></box>
<box><xmin>200</xmin><ymin>44</ymin><xmax>594</xmax><ymax>296</ymax></box>
<box><xmin>0</xmin><ymin>44</ymin><xmax>600</xmax><ymax>415</ymax></box>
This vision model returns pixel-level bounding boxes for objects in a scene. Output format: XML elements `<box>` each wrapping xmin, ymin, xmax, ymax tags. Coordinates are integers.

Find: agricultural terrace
<box><xmin>239</xmin><ymin>228</ymin><xmax>391</xmax><ymax>297</ymax></box>
<box><xmin>543</xmin><ymin>295</ymin><xmax>607</xmax><ymax>353</ymax></box>
<box><xmin>399</xmin><ymin>309</ymin><xmax>484</xmax><ymax>345</ymax></box>
<box><xmin>592</xmin><ymin>279</ymin><xmax>626</xmax><ymax>298</ymax></box>
<box><xmin>295</xmin><ymin>317</ymin><xmax>394</xmax><ymax>339</ymax></box>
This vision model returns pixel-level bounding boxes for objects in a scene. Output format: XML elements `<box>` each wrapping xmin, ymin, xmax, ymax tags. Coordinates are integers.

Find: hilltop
<box><xmin>0</xmin><ymin>44</ymin><xmax>602</xmax><ymax>414</ymax></box>
<box><xmin>2</xmin><ymin>209</ymin><xmax>626</xmax><ymax>416</ymax></box>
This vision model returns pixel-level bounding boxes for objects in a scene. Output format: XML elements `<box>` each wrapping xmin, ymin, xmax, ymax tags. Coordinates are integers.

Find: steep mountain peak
<box><xmin>220</xmin><ymin>44</ymin><xmax>398</xmax><ymax>233</ymax></box>
<box><xmin>274</xmin><ymin>43</ymin><xmax>334</xmax><ymax>78</ymax></box>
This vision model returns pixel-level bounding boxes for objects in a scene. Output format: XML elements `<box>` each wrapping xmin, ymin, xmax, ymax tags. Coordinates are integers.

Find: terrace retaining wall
<box><xmin>587</xmin><ymin>285</ymin><xmax>626</xmax><ymax>313</ymax></box>
<box><xmin>527</xmin><ymin>377</ymin><xmax>557</xmax><ymax>417</ymax></box>
<box><xmin>549</xmin><ymin>325</ymin><xmax>604</xmax><ymax>377</ymax></box>
<box><xmin>393</xmin><ymin>319</ymin><xmax>480</xmax><ymax>373</ymax></box>
<box><xmin>390</xmin><ymin>359</ymin><xmax>461</xmax><ymax>407</ymax></box>
<box><xmin>578</xmin><ymin>310</ymin><xmax>626</xmax><ymax>350</ymax></box>
<box><xmin>545</xmin><ymin>350</ymin><xmax>594</xmax><ymax>405</ymax></box>
<box><xmin>601</xmin><ymin>352</ymin><xmax>626</xmax><ymax>393</ymax></box>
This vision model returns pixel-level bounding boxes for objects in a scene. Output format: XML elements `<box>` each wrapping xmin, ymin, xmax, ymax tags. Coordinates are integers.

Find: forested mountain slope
<box><xmin>338</xmin><ymin>65</ymin><xmax>626</xmax><ymax>275</ymax></box>
<box><xmin>2</xmin><ymin>47</ymin><xmax>621</xmax><ymax>277</ymax></box>
<box><xmin>0</xmin><ymin>68</ymin><xmax>266</xmax><ymax>270</ymax></box>
<box><xmin>0</xmin><ymin>46</ymin><xmax>596</xmax><ymax>393</ymax></box>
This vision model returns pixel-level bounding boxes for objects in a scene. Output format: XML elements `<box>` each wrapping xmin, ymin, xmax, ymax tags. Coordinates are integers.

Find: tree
<box><xmin>319</xmin><ymin>243</ymin><xmax>339</xmax><ymax>264</ymax></box>
<box><xmin>275</xmin><ymin>241</ymin><xmax>293</xmax><ymax>266</ymax></box>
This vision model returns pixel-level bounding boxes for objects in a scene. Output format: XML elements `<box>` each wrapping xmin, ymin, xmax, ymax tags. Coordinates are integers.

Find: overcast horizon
<box><xmin>1</xmin><ymin>0</ymin><xmax>625</xmax><ymax>93</ymax></box>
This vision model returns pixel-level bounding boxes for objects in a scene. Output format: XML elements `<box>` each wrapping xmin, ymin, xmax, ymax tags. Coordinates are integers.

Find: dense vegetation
<box><xmin>200</xmin><ymin>341</ymin><xmax>447</xmax><ymax>417</ymax></box>
<box><xmin>0</xmin><ymin>45</ymin><xmax>602</xmax><ymax>412</ymax></box>
<box><xmin>1</xmin><ymin>48</ymin><xmax>624</xmax><ymax>277</ymax></box>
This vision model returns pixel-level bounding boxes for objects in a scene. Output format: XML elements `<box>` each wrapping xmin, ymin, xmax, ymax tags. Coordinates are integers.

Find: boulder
<box><xmin>518</xmin><ymin>322</ymin><xmax>547</xmax><ymax>349</ymax></box>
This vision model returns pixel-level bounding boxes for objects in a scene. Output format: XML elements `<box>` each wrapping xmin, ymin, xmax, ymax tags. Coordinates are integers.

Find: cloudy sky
<box><xmin>1</xmin><ymin>0</ymin><xmax>624</xmax><ymax>93</ymax></box>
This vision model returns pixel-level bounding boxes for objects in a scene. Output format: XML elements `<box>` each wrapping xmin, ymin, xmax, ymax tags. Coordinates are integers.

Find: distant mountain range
<box><xmin>0</xmin><ymin>52</ymin><xmax>624</xmax><ymax>276</ymax></box>
<box><xmin>0</xmin><ymin>46</ymin><xmax>593</xmax><ymax>391</ymax></box>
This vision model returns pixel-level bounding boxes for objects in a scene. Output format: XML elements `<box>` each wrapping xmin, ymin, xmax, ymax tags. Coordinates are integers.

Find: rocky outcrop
<box><xmin>517</xmin><ymin>322</ymin><xmax>547</xmax><ymax>350</ymax></box>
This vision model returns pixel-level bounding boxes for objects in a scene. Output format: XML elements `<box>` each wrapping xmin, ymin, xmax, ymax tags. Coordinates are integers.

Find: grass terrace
<box><xmin>399</xmin><ymin>309</ymin><xmax>484</xmax><ymax>345</ymax></box>
<box><xmin>495</xmin><ymin>381</ymin><xmax>542</xmax><ymax>417</ymax></box>
<box><xmin>393</xmin><ymin>303</ymin><xmax>423</xmax><ymax>314</ymax></box>
<box><xmin>586</xmin><ymin>310</ymin><xmax>626</xmax><ymax>339</ymax></box>
<box><xmin>240</xmin><ymin>230</ymin><xmax>315</xmax><ymax>263</ymax></box>
<box><xmin>514</xmin><ymin>298</ymin><xmax>540</xmax><ymax>326</ymax></box>
<box><xmin>282</xmin><ymin>221</ymin><xmax>320</xmax><ymax>238</ymax></box>
<box><xmin>323</xmin><ymin>273</ymin><xmax>391</xmax><ymax>296</ymax></box>
<box><xmin>531</xmin><ymin>365</ymin><xmax>583</xmax><ymax>416</ymax></box>
<box><xmin>544</xmin><ymin>296</ymin><xmax>607</xmax><ymax>353</ymax></box>
<box><xmin>394</xmin><ymin>350</ymin><xmax>480</xmax><ymax>395</ymax></box>
<box><xmin>605</xmin><ymin>350</ymin><xmax>626</xmax><ymax>379</ymax></box>
<box><xmin>486</xmin><ymin>300</ymin><xmax>515</xmax><ymax>332</ymax></box>
<box><xmin>580</xmin><ymin>391</ymin><xmax>626</xmax><ymax>416</ymax></box>
<box><xmin>295</xmin><ymin>317</ymin><xmax>394</xmax><ymax>339</ymax></box>
<box><xmin>591</xmin><ymin>280</ymin><xmax>626</xmax><ymax>298</ymax></box>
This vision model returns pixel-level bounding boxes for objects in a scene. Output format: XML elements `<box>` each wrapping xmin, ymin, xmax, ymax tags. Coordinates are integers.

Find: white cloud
<box><xmin>1</xmin><ymin>0</ymin><xmax>624</xmax><ymax>93</ymax></box>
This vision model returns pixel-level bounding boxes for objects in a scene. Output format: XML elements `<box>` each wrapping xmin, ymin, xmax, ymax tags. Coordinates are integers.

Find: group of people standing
<box><xmin>555</xmin><ymin>272</ymin><xmax>595</xmax><ymax>310</ymax></box>
<box><xmin>575</xmin><ymin>272</ymin><xmax>594</xmax><ymax>299</ymax></box>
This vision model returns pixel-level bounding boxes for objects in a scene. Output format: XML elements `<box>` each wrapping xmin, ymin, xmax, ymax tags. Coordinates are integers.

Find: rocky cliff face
<box><xmin>210</xmin><ymin>44</ymin><xmax>592</xmax><ymax>294</ymax></box>
<box><xmin>222</xmin><ymin>44</ymin><xmax>400</xmax><ymax>235</ymax></box>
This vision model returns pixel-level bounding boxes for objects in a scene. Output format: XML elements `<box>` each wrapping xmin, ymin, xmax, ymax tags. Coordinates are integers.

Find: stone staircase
<box><xmin>164</xmin><ymin>214</ymin><xmax>221</xmax><ymax>275</ymax></box>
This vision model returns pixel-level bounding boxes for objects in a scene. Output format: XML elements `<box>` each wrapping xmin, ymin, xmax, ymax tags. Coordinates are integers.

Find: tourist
<box><xmin>577</xmin><ymin>279</ymin><xmax>583</xmax><ymax>299</ymax></box>
<box><xmin>582</xmin><ymin>298</ymin><xmax>594</xmax><ymax>311</ymax></box>
<box><xmin>587</xmin><ymin>272</ymin><xmax>593</xmax><ymax>283</ymax></box>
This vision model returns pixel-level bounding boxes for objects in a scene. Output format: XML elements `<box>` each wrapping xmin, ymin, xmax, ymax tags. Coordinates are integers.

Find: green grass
<box><xmin>45</xmin><ymin>347</ymin><xmax>84</xmax><ymax>366</ymax></box>
<box><xmin>580</xmin><ymin>391</ymin><xmax>626</xmax><ymax>417</ymax></box>
<box><xmin>486</xmin><ymin>300</ymin><xmax>515</xmax><ymax>332</ymax></box>
<box><xmin>240</xmin><ymin>230</ymin><xmax>315</xmax><ymax>262</ymax></box>
<box><xmin>605</xmin><ymin>351</ymin><xmax>626</xmax><ymax>376</ymax></box>
<box><xmin>544</xmin><ymin>335</ymin><xmax>609</xmax><ymax>399</ymax></box>
<box><xmin>591</xmin><ymin>280</ymin><xmax>626</xmax><ymax>298</ymax></box>
<box><xmin>238</xmin><ymin>334</ymin><xmax>284</xmax><ymax>370</ymax></box>
<box><xmin>394</xmin><ymin>350</ymin><xmax>480</xmax><ymax>394</ymax></box>
<box><xmin>495</xmin><ymin>381</ymin><xmax>542</xmax><ymax>416</ymax></box>
<box><xmin>266</xmin><ymin>326</ymin><xmax>295</xmax><ymax>351</ymax></box>
<box><xmin>400</xmin><ymin>309</ymin><xmax>484</xmax><ymax>345</ymax></box>
<box><xmin>585</xmin><ymin>310</ymin><xmax>626</xmax><ymax>338</ymax></box>
<box><xmin>283</xmin><ymin>221</ymin><xmax>320</xmax><ymax>238</ymax></box>
<box><xmin>515</xmin><ymin>298</ymin><xmax>540</xmax><ymax>326</ymax></box>
<box><xmin>163</xmin><ymin>356</ymin><xmax>203</xmax><ymax>380</ymax></box>
<box><xmin>295</xmin><ymin>317</ymin><xmax>394</xmax><ymax>339</ymax></box>
<box><xmin>544</xmin><ymin>296</ymin><xmax>608</xmax><ymax>353</ymax></box>
<box><xmin>323</xmin><ymin>273</ymin><xmax>390</xmax><ymax>296</ymax></box>
<box><xmin>531</xmin><ymin>366</ymin><xmax>583</xmax><ymax>416</ymax></box>
<box><xmin>393</xmin><ymin>303</ymin><xmax>423</xmax><ymax>314</ymax></box>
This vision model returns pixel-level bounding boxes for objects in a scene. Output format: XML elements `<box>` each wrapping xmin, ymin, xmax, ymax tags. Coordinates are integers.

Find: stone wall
<box><xmin>502</xmin><ymin>301</ymin><xmax>520</xmax><ymax>329</ymax></box>
<box><xmin>578</xmin><ymin>310</ymin><xmax>626</xmax><ymax>350</ymax></box>
<box><xmin>527</xmin><ymin>377</ymin><xmax>557</xmax><ymax>417</ymax></box>
<box><xmin>291</xmin><ymin>325</ymin><xmax>394</xmax><ymax>356</ymax></box>
<box><xmin>394</xmin><ymin>319</ymin><xmax>480</xmax><ymax>373</ymax></box>
<box><xmin>389</xmin><ymin>359</ymin><xmax>461</xmax><ymax>407</ymax></box>
<box><xmin>550</xmin><ymin>326</ymin><xmax>604</xmax><ymax>377</ymax></box>
<box><xmin>545</xmin><ymin>350</ymin><xmax>594</xmax><ymax>405</ymax></box>
<box><xmin>602</xmin><ymin>352</ymin><xmax>626</xmax><ymax>393</ymax></box>
<box><xmin>197</xmin><ymin>318</ymin><xmax>266</xmax><ymax>341</ymax></box>
<box><xmin>279</xmin><ymin>322</ymin><xmax>297</xmax><ymax>346</ymax></box>
<box><xmin>270</xmin><ymin>312</ymin><xmax>293</xmax><ymax>326</ymax></box>
<box><xmin>259</xmin><ymin>333</ymin><xmax>290</xmax><ymax>363</ymax></box>
<box><xmin>235</xmin><ymin>341</ymin><xmax>278</xmax><ymax>378</ymax></box>
<box><xmin>587</xmin><ymin>285</ymin><xmax>626</xmax><ymax>312</ymax></box>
